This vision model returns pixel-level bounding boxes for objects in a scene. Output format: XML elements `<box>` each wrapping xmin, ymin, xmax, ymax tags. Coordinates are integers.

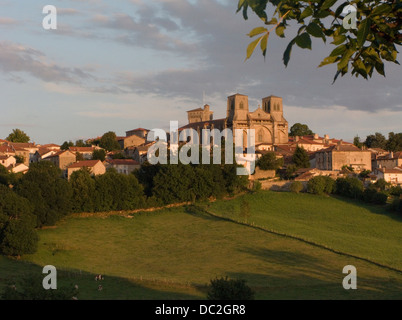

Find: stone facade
<box><xmin>315</xmin><ymin>144</ymin><xmax>372</xmax><ymax>171</ymax></box>
<box><xmin>181</xmin><ymin>93</ymin><xmax>289</xmax><ymax>147</ymax></box>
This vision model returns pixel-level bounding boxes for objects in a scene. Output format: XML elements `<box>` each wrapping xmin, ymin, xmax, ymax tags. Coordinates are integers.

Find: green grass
<box><xmin>207</xmin><ymin>191</ymin><xmax>402</xmax><ymax>270</ymax></box>
<box><xmin>1</xmin><ymin>193</ymin><xmax>402</xmax><ymax>299</ymax></box>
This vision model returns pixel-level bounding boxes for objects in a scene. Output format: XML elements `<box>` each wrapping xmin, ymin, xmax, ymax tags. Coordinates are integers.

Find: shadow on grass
<box><xmin>0</xmin><ymin>256</ymin><xmax>204</xmax><ymax>300</ymax></box>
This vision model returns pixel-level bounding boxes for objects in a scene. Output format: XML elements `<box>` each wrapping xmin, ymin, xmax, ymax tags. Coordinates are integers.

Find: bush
<box><xmin>251</xmin><ymin>180</ymin><xmax>262</xmax><ymax>192</ymax></box>
<box><xmin>335</xmin><ymin>177</ymin><xmax>364</xmax><ymax>199</ymax></box>
<box><xmin>207</xmin><ymin>277</ymin><xmax>254</xmax><ymax>300</ymax></box>
<box><xmin>256</xmin><ymin>152</ymin><xmax>283</xmax><ymax>171</ymax></box>
<box><xmin>307</xmin><ymin>176</ymin><xmax>335</xmax><ymax>195</ymax></box>
<box><xmin>290</xmin><ymin>181</ymin><xmax>303</xmax><ymax>193</ymax></box>
<box><xmin>390</xmin><ymin>198</ymin><xmax>402</xmax><ymax>215</ymax></box>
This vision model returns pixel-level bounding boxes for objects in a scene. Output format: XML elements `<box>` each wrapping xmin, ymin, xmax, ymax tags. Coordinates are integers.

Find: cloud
<box><xmin>57</xmin><ymin>8</ymin><xmax>80</xmax><ymax>16</ymax></box>
<box><xmin>0</xmin><ymin>17</ymin><xmax>16</xmax><ymax>25</ymax></box>
<box><xmin>0</xmin><ymin>41</ymin><xmax>96</xmax><ymax>84</ymax></box>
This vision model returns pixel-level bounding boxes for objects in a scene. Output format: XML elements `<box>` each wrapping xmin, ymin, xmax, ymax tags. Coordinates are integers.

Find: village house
<box><xmin>315</xmin><ymin>143</ymin><xmax>372</xmax><ymax>172</ymax></box>
<box><xmin>69</xmin><ymin>146</ymin><xmax>100</xmax><ymax>160</ymax></box>
<box><xmin>0</xmin><ymin>155</ymin><xmax>16</xmax><ymax>168</ymax></box>
<box><xmin>126</xmin><ymin>128</ymin><xmax>149</xmax><ymax>139</ymax></box>
<box><xmin>43</xmin><ymin>150</ymin><xmax>76</xmax><ymax>171</ymax></box>
<box><xmin>132</xmin><ymin>142</ymin><xmax>155</xmax><ymax>164</ymax></box>
<box><xmin>66</xmin><ymin>160</ymin><xmax>106</xmax><ymax>179</ymax></box>
<box><xmin>32</xmin><ymin>147</ymin><xmax>57</xmax><ymax>163</ymax></box>
<box><xmin>373</xmin><ymin>151</ymin><xmax>402</xmax><ymax>170</ymax></box>
<box><xmin>40</xmin><ymin>143</ymin><xmax>61</xmax><ymax>151</ymax></box>
<box><xmin>105</xmin><ymin>159</ymin><xmax>140</xmax><ymax>175</ymax></box>
<box><xmin>11</xmin><ymin>163</ymin><xmax>29</xmax><ymax>174</ymax></box>
<box><xmin>375</xmin><ymin>167</ymin><xmax>402</xmax><ymax>185</ymax></box>
<box><xmin>117</xmin><ymin>135</ymin><xmax>146</xmax><ymax>149</ymax></box>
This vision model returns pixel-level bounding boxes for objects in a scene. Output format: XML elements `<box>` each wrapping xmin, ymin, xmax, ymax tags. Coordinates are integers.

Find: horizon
<box><xmin>1</xmin><ymin>0</ymin><xmax>401</xmax><ymax>145</ymax></box>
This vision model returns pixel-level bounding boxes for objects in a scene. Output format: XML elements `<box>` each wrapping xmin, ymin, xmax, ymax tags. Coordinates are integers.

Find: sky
<box><xmin>0</xmin><ymin>0</ymin><xmax>401</xmax><ymax>144</ymax></box>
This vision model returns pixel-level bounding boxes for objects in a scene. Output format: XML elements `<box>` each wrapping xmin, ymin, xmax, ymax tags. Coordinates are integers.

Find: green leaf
<box><xmin>369</xmin><ymin>4</ymin><xmax>392</xmax><ymax>17</ymax></box>
<box><xmin>260</xmin><ymin>33</ymin><xmax>269</xmax><ymax>58</ymax></box>
<box><xmin>334</xmin><ymin>2</ymin><xmax>348</xmax><ymax>18</ymax></box>
<box><xmin>306</xmin><ymin>22</ymin><xmax>324</xmax><ymax>38</ymax></box>
<box><xmin>248</xmin><ymin>26</ymin><xmax>267</xmax><ymax>37</ymax></box>
<box><xmin>352</xmin><ymin>59</ymin><xmax>368</xmax><ymax>79</ymax></box>
<box><xmin>295</xmin><ymin>33</ymin><xmax>312</xmax><ymax>49</ymax></box>
<box><xmin>331</xmin><ymin>35</ymin><xmax>346</xmax><ymax>45</ymax></box>
<box><xmin>237</xmin><ymin>0</ymin><xmax>246</xmax><ymax>12</ymax></box>
<box><xmin>283</xmin><ymin>40</ymin><xmax>295</xmax><ymax>67</ymax></box>
<box><xmin>330</xmin><ymin>44</ymin><xmax>347</xmax><ymax>57</ymax></box>
<box><xmin>374</xmin><ymin>61</ymin><xmax>385</xmax><ymax>76</ymax></box>
<box><xmin>246</xmin><ymin>35</ymin><xmax>264</xmax><ymax>60</ymax></box>
<box><xmin>318</xmin><ymin>55</ymin><xmax>339</xmax><ymax>67</ymax></box>
<box><xmin>357</xmin><ymin>19</ymin><xmax>371</xmax><ymax>48</ymax></box>
<box><xmin>337</xmin><ymin>49</ymin><xmax>354</xmax><ymax>70</ymax></box>
<box><xmin>321</xmin><ymin>0</ymin><xmax>337</xmax><ymax>10</ymax></box>
<box><xmin>275</xmin><ymin>24</ymin><xmax>285</xmax><ymax>38</ymax></box>
<box><xmin>299</xmin><ymin>7</ymin><xmax>313</xmax><ymax>20</ymax></box>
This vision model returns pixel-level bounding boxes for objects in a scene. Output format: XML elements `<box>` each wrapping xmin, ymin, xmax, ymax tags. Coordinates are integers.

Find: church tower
<box><xmin>227</xmin><ymin>93</ymin><xmax>249</xmax><ymax>123</ymax></box>
<box><xmin>262</xmin><ymin>95</ymin><xmax>283</xmax><ymax>121</ymax></box>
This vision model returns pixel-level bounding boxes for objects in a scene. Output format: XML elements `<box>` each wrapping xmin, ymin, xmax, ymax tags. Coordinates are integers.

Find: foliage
<box><xmin>353</xmin><ymin>136</ymin><xmax>363</xmax><ymax>149</ymax></box>
<box><xmin>289</xmin><ymin>123</ymin><xmax>314</xmax><ymax>137</ymax></box>
<box><xmin>358</xmin><ymin>170</ymin><xmax>371</xmax><ymax>179</ymax></box>
<box><xmin>307</xmin><ymin>176</ymin><xmax>335</xmax><ymax>195</ymax></box>
<box><xmin>284</xmin><ymin>164</ymin><xmax>297</xmax><ymax>180</ymax></box>
<box><xmin>75</xmin><ymin>139</ymin><xmax>90</xmax><ymax>147</ymax></box>
<box><xmin>6</xmin><ymin>129</ymin><xmax>30</xmax><ymax>143</ymax></box>
<box><xmin>386</xmin><ymin>132</ymin><xmax>402</xmax><ymax>152</ymax></box>
<box><xmin>1</xmin><ymin>274</ymin><xmax>78</xmax><ymax>300</ymax></box>
<box><xmin>292</xmin><ymin>146</ymin><xmax>310</xmax><ymax>168</ymax></box>
<box><xmin>61</xmin><ymin>141</ymin><xmax>74</xmax><ymax>150</ymax></box>
<box><xmin>0</xmin><ymin>185</ymin><xmax>38</xmax><ymax>256</ymax></box>
<box><xmin>92</xmin><ymin>149</ymin><xmax>106</xmax><ymax>162</ymax></box>
<box><xmin>75</xmin><ymin>152</ymin><xmax>84</xmax><ymax>162</ymax></box>
<box><xmin>374</xmin><ymin>178</ymin><xmax>390</xmax><ymax>191</ymax></box>
<box><xmin>15</xmin><ymin>161</ymin><xmax>73</xmax><ymax>227</ymax></box>
<box><xmin>252</xmin><ymin>180</ymin><xmax>262</xmax><ymax>192</ymax></box>
<box><xmin>14</xmin><ymin>155</ymin><xmax>25</xmax><ymax>164</ymax></box>
<box><xmin>290</xmin><ymin>181</ymin><xmax>303</xmax><ymax>193</ymax></box>
<box><xmin>69</xmin><ymin>168</ymin><xmax>97</xmax><ymax>213</ymax></box>
<box><xmin>256</xmin><ymin>152</ymin><xmax>284</xmax><ymax>170</ymax></box>
<box><xmin>365</xmin><ymin>132</ymin><xmax>387</xmax><ymax>149</ymax></box>
<box><xmin>362</xmin><ymin>185</ymin><xmax>388</xmax><ymax>205</ymax></box>
<box><xmin>207</xmin><ymin>276</ymin><xmax>254</xmax><ymax>300</ymax></box>
<box><xmin>99</xmin><ymin>131</ymin><xmax>121</xmax><ymax>152</ymax></box>
<box><xmin>238</xmin><ymin>0</ymin><xmax>401</xmax><ymax>82</ymax></box>
<box><xmin>389</xmin><ymin>185</ymin><xmax>402</xmax><ymax>197</ymax></box>
<box><xmin>335</xmin><ymin>176</ymin><xmax>364</xmax><ymax>199</ymax></box>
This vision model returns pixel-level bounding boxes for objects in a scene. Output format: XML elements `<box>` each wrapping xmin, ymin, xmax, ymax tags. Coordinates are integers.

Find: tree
<box><xmin>92</xmin><ymin>149</ymin><xmax>106</xmax><ymax>162</ymax></box>
<box><xmin>289</xmin><ymin>123</ymin><xmax>314</xmax><ymax>137</ymax></box>
<box><xmin>335</xmin><ymin>176</ymin><xmax>364</xmax><ymax>199</ymax></box>
<box><xmin>292</xmin><ymin>146</ymin><xmax>310</xmax><ymax>168</ymax></box>
<box><xmin>15</xmin><ymin>162</ymin><xmax>73</xmax><ymax>227</ymax></box>
<box><xmin>0</xmin><ymin>185</ymin><xmax>38</xmax><ymax>256</ymax></box>
<box><xmin>75</xmin><ymin>152</ymin><xmax>84</xmax><ymax>162</ymax></box>
<box><xmin>75</xmin><ymin>139</ymin><xmax>90</xmax><ymax>147</ymax></box>
<box><xmin>99</xmin><ymin>131</ymin><xmax>121</xmax><ymax>152</ymax></box>
<box><xmin>386</xmin><ymin>132</ymin><xmax>402</xmax><ymax>152</ymax></box>
<box><xmin>353</xmin><ymin>136</ymin><xmax>363</xmax><ymax>149</ymax></box>
<box><xmin>207</xmin><ymin>277</ymin><xmax>254</xmax><ymax>300</ymax></box>
<box><xmin>307</xmin><ymin>176</ymin><xmax>335</xmax><ymax>195</ymax></box>
<box><xmin>364</xmin><ymin>132</ymin><xmax>387</xmax><ymax>149</ymax></box>
<box><xmin>238</xmin><ymin>0</ymin><xmax>401</xmax><ymax>82</ymax></box>
<box><xmin>256</xmin><ymin>152</ymin><xmax>284</xmax><ymax>170</ymax></box>
<box><xmin>69</xmin><ymin>168</ymin><xmax>96</xmax><ymax>213</ymax></box>
<box><xmin>6</xmin><ymin>129</ymin><xmax>30</xmax><ymax>143</ymax></box>
<box><xmin>60</xmin><ymin>141</ymin><xmax>74</xmax><ymax>150</ymax></box>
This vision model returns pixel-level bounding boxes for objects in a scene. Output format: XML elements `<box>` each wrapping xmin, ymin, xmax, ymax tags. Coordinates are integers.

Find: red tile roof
<box><xmin>67</xmin><ymin>160</ymin><xmax>101</xmax><ymax>169</ymax></box>
<box><xmin>126</xmin><ymin>128</ymin><xmax>149</xmax><ymax>132</ymax></box>
<box><xmin>69</xmin><ymin>147</ymin><xmax>95</xmax><ymax>153</ymax></box>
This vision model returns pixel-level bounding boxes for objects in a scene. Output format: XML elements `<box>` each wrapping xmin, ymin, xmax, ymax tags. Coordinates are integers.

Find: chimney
<box><xmin>314</xmin><ymin>133</ymin><xmax>319</xmax><ymax>139</ymax></box>
<box><xmin>295</xmin><ymin>136</ymin><xmax>300</xmax><ymax>142</ymax></box>
<box><xmin>390</xmin><ymin>151</ymin><xmax>394</xmax><ymax>159</ymax></box>
<box><xmin>324</xmin><ymin>134</ymin><xmax>329</xmax><ymax>140</ymax></box>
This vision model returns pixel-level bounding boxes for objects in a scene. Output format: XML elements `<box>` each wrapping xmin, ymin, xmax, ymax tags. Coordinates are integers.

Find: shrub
<box><xmin>251</xmin><ymin>180</ymin><xmax>262</xmax><ymax>192</ymax></box>
<box><xmin>207</xmin><ymin>277</ymin><xmax>254</xmax><ymax>300</ymax></box>
<box><xmin>307</xmin><ymin>176</ymin><xmax>334</xmax><ymax>195</ymax></box>
<box><xmin>290</xmin><ymin>181</ymin><xmax>303</xmax><ymax>193</ymax></box>
<box><xmin>257</xmin><ymin>152</ymin><xmax>283</xmax><ymax>171</ymax></box>
<box><xmin>335</xmin><ymin>177</ymin><xmax>364</xmax><ymax>199</ymax></box>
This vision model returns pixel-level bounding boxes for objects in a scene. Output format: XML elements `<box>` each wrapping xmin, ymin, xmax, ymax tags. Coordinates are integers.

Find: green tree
<box><xmin>0</xmin><ymin>185</ymin><xmax>38</xmax><ymax>256</ymax></box>
<box><xmin>92</xmin><ymin>149</ymin><xmax>106</xmax><ymax>162</ymax></box>
<box><xmin>6</xmin><ymin>129</ymin><xmax>30</xmax><ymax>143</ymax></box>
<box><xmin>289</xmin><ymin>123</ymin><xmax>314</xmax><ymax>137</ymax></box>
<box><xmin>15</xmin><ymin>162</ymin><xmax>73</xmax><ymax>227</ymax></box>
<box><xmin>207</xmin><ymin>276</ymin><xmax>254</xmax><ymax>300</ymax></box>
<box><xmin>239</xmin><ymin>0</ymin><xmax>401</xmax><ymax>82</ymax></box>
<box><xmin>292</xmin><ymin>146</ymin><xmax>310</xmax><ymax>168</ymax></box>
<box><xmin>69</xmin><ymin>168</ymin><xmax>96</xmax><ymax>213</ymax></box>
<box><xmin>386</xmin><ymin>132</ymin><xmax>402</xmax><ymax>152</ymax></box>
<box><xmin>75</xmin><ymin>152</ymin><xmax>84</xmax><ymax>162</ymax></box>
<box><xmin>60</xmin><ymin>141</ymin><xmax>74</xmax><ymax>150</ymax></box>
<box><xmin>307</xmin><ymin>176</ymin><xmax>335</xmax><ymax>195</ymax></box>
<box><xmin>335</xmin><ymin>176</ymin><xmax>364</xmax><ymax>199</ymax></box>
<box><xmin>365</xmin><ymin>132</ymin><xmax>387</xmax><ymax>149</ymax></box>
<box><xmin>99</xmin><ymin>131</ymin><xmax>121</xmax><ymax>152</ymax></box>
<box><xmin>256</xmin><ymin>152</ymin><xmax>284</xmax><ymax>170</ymax></box>
<box><xmin>75</xmin><ymin>139</ymin><xmax>89</xmax><ymax>147</ymax></box>
<box><xmin>353</xmin><ymin>136</ymin><xmax>363</xmax><ymax>149</ymax></box>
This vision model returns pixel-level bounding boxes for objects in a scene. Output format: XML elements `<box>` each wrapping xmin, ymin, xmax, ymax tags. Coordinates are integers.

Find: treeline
<box><xmin>354</xmin><ymin>132</ymin><xmax>402</xmax><ymax>152</ymax></box>
<box><xmin>302</xmin><ymin>176</ymin><xmax>402</xmax><ymax>213</ymax></box>
<box><xmin>0</xmin><ymin>161</ymin><xmax>248</xmax><ymax>256</ymax></box>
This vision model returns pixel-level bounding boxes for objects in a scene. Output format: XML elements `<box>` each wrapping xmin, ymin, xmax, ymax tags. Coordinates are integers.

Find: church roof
<box><xmin>187</xmin><ymin>108</ymin><xmax>204</xmax><ymax>113</ymax></box>
<box><xmin>248</xmin><ymin>107</ymin><xmax>270</xmax><ymax>120</ymax></box>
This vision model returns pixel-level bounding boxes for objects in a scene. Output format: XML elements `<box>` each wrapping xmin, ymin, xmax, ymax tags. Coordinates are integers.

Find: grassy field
<box><xmin>206</xmin><ymin>191</ymin><xmax>402</xmax><ymax>270</ymax></box>
<box><xmin>1</xmin><ymin>191</ymin><xmax>402</xmax><ymax>299</ymax></box>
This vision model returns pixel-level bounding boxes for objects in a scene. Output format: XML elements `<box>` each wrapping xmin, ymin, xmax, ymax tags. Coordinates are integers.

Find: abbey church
<box><xmin>181</xmin><ymin>93</ymin><xmax>289</xmax><ymax>146</ymax></box>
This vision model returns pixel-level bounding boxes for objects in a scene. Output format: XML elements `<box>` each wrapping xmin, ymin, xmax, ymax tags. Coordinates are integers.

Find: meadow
<box><xmin>1</xmin><ymin>191</ymin><xmax>402</xmax><ymax>299</ymax></box>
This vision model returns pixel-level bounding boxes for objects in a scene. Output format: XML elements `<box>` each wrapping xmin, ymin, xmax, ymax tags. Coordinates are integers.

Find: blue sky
<box><xmin>0</xmin><ymin>0</ymin><xmax>401</xmax><ymax>144</ymax></box>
